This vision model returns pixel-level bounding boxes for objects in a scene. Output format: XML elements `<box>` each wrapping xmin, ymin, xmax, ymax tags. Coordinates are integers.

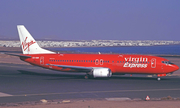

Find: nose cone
<box><xmin>171</xmin><ymin>64</ymin><xmax>179</xmax><ymax>72</ymax></box>
<box><xmin>163</xmin><ymin>64</ymin><xmax>179</xmax><ymax>73</ymax></box>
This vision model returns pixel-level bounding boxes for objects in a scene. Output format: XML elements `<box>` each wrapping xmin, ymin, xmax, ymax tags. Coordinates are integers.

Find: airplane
<box><xmin>7</xmin><ymin>25</ymin><xmax>179</xmax><ymax>81</ymax></box>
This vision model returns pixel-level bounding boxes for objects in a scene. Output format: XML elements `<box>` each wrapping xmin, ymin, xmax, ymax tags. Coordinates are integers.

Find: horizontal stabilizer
<box><xmin>5</xmin><ymin>53</ymin><xmax>31</xmax><ymax>58</ymax></box>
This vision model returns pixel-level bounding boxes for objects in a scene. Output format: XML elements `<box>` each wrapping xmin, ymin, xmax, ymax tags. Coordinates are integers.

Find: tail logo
<box><xmin>22</xmin><ymin>37</ymin><xmax>36</xmax><ymax>51</ymax></box>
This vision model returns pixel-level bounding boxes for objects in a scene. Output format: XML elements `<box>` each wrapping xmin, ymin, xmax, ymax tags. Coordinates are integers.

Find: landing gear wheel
<box><xmin>157</xmin><ymin>77</ymin><xmax>161</xmax><ymax>81</ymax></box>
<box><xmin>85</xmin><ymin>75</ymin><xmax>89</xmax><ymax>79</ymax></box>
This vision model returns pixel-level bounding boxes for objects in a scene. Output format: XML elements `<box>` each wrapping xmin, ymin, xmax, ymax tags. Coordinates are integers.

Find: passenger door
<box><xmin>151</xmin><ymin>58</ymin><xmax>156</xmax><ymax>68</ymax></box>
<box><xmin>40</xmin><ymin>56</ymin><xmax>44</xmax><ymax>65</ymax></box>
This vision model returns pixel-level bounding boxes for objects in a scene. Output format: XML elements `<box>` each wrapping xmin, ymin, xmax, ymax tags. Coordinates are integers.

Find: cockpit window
<box><xmin>162</xmin><ymin>61</ymin><xmax>174</xmax><ymax>65</ymax></box>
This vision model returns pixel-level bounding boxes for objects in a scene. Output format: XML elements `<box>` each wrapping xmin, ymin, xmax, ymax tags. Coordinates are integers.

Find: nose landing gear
<box><xmin>157</xmin><ymin>77</ymin><xmax>161</xmax><ymax>81</ymax></box>
<box><xmin>157</xmin><ymin>74</ymin><xmax>166</xmax><ymax>81</ymax></box>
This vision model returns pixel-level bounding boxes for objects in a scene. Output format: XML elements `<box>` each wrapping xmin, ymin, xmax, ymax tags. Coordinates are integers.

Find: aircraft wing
<box><xmin>46</xmin><ymin>63</ymin><xmax>93</xmax><ymax>72</ymax></box>
<box><xmin>5</xmin><ymin>53</ymin><xmax>31</xmax><ymax>58</ymax></box>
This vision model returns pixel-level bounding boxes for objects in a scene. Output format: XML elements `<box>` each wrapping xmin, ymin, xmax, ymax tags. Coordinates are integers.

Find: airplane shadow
<box><xmin>112</xmin><ymin>76</ymin><xmax>170</xmax><ymax>81</ymax></box>
<box><xmin>17</xmin><ymin>70</ymin><xmax>170</xmax><ymax>81</ymax></box>
<box><xmin>17</xmin><ymin>70</ymin><xmax>85</xmax><ymax>79</ymax></box>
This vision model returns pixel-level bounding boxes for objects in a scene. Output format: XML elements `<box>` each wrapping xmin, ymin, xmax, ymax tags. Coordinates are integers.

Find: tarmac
<box><xmin>0</xmin><ymin>52</ymin><xmax>180</xmax><ymax>107</ymax></box>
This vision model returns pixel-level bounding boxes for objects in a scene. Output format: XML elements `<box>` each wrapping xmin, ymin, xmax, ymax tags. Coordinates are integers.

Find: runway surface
<box><xmin>0</xmin><ymin>63</ymin><xmax>180</xmax><ymax>103</ymax></box>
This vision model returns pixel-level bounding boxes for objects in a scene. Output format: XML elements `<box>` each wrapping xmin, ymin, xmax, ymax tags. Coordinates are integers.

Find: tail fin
<box><xmin>17</xmin><ymin>25</ymin><xmax>55</xmax><ymax>54</ymax></box>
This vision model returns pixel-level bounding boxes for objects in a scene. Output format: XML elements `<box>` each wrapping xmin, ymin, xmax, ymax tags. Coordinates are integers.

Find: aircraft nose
<box><xmin>163</xmin><ymin>64</ymin><xmax>179</xmax><ymax>73</ymax></box>
<box><xmin>171</xmin><ymin>64</ymin><xmax>179</xmax><ymax>72</ymax></box>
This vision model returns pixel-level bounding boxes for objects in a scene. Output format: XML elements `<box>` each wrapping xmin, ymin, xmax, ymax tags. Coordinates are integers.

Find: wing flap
<box><xmin>46</xmin><ymin>63</ymin><xmax>93</xmax><ymax>72</ymax></box>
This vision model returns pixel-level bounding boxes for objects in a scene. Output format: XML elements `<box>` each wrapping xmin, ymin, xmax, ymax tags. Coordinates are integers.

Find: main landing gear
<box><xmin>85</xmin><ymin>73</ymin><xmax>91</xmax><ymax>79</ymax></box>
<box><xmin>85</xmin><ymin>75</ymin><xmax>89</xmax><ymax>79</ymax></box>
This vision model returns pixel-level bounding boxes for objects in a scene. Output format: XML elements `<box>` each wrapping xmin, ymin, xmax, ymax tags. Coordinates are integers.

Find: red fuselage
<box><xmin>20</xmin><ymin>53</ymin><xmax>179</xmax><ymax>75</ymax></box>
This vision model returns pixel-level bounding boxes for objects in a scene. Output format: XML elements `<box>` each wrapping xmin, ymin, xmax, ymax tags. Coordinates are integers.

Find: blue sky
<box><xmin>0</xmin><ymin>0</ymin><xmax>180</xmax><ymax>40</ymax></box>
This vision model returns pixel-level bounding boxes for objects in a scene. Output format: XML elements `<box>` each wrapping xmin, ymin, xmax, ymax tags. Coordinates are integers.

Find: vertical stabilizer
<box><xmin>17</xmin><ymin>25</ymin><xmax>55</xmax><ymax>54</ymax></box>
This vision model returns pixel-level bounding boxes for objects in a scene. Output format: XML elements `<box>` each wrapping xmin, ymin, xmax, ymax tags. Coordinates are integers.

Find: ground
<box><xmin>0</xmin><ymin>47</ymin><xmax>180</xmax><ymax>108</ymax></box>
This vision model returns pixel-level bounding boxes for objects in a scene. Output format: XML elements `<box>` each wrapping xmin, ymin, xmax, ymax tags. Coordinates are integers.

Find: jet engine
<box><xmin>89</xmin><ymin>68</ymin><xmax>112</xmax><ymax>78</ymax></box>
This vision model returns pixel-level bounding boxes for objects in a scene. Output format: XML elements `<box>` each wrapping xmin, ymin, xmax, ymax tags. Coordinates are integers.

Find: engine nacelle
<box><xmin>91</xmin><ymin>68</ymin><xmax>112</xmax><ymax>78</ymax></box>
